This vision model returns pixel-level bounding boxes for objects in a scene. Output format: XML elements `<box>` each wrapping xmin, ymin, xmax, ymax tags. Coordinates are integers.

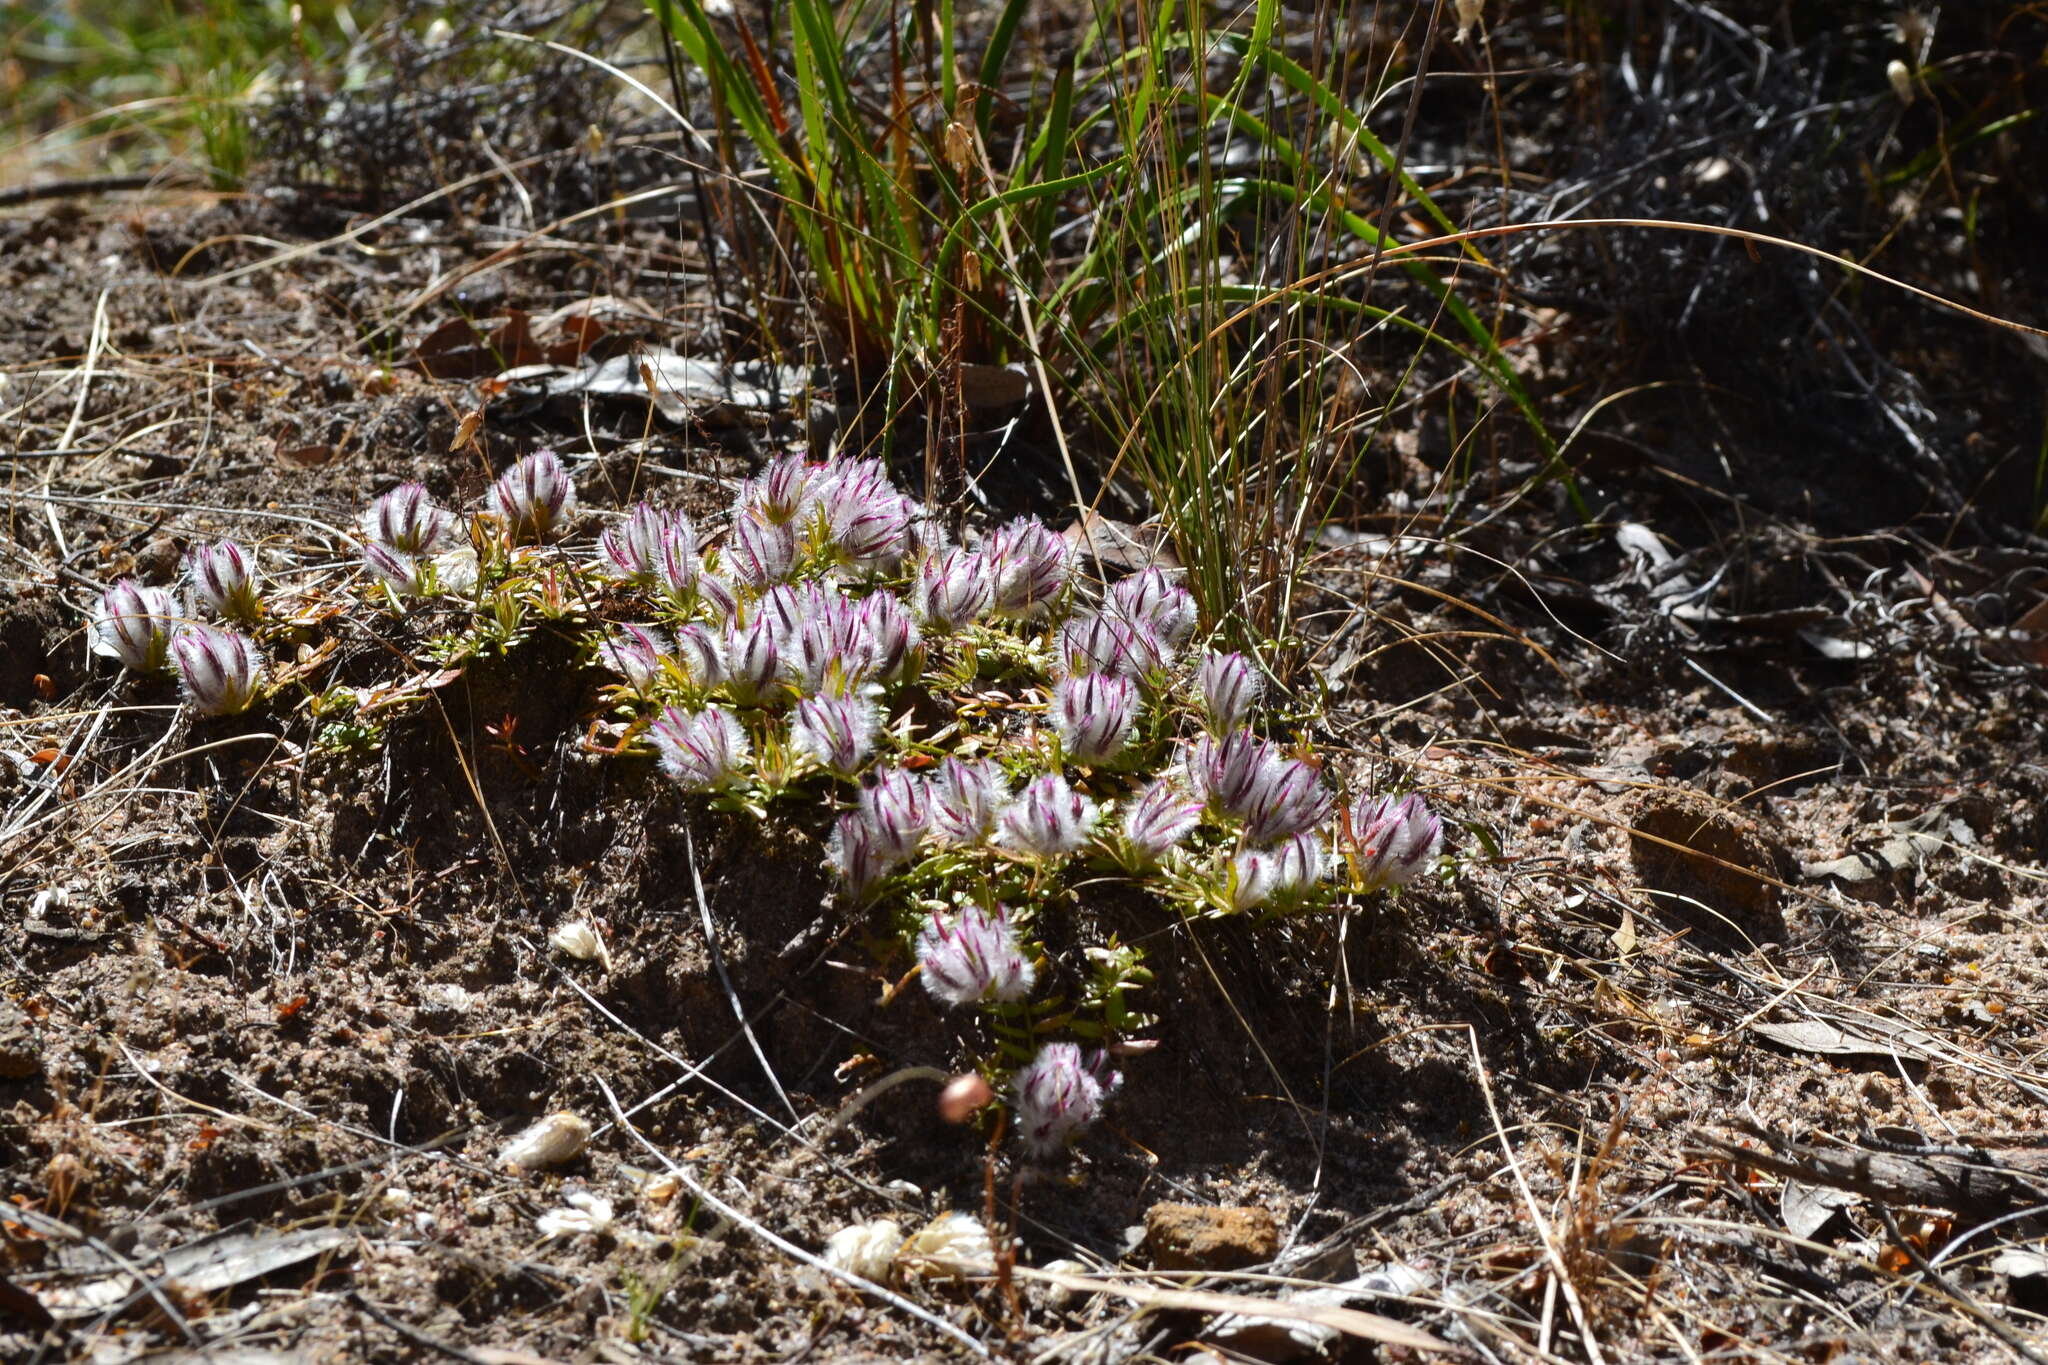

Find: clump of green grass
<box><xmin>644</xmin><ymin>0</ymin><xmax>1557</xmax><ymax>672</ymax></box>
<box><xmin>4</xmin><ymin>0</ymin><xmax>389</xmax><ymax>187</ymax></box>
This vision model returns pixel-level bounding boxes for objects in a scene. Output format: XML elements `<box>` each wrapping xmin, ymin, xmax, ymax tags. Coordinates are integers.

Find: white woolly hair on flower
<box><xmin>170</xmin><ymin>624</ymin><xmax>264</xmax><ymax>717</ymax></box>
<box><xmin>996</xmin><ymin>773</ymin><xmax>1101</xmax><ymax>860</ymax></box>
<box><xmin>648</xmin><ymin>704</ymin><xmax>750</xmax><ymax>790</ymax></box>
<box><xmin>791</xmin><ymin>694</ymin><xmax>881</xmax><ymax>775</ymax></box>
<box><xmin>916</xmin><ymin>903</ymin><xmax>1036</xmax><ymax>1007</ymax></box>
<box><xmin>821</xmin><ymin>1218</ymin><xmax>905</xmax><ymax>1281</ymax></box>
<box><xmin>92</xmin><ymin>578</ymin><xmax>179</xmax><ymax>672</ymax></box>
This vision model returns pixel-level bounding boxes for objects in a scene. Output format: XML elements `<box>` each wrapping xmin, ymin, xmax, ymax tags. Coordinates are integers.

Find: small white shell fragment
<box><xmin>821</xmin><ymin>1218</ymin><xmax>904</xmax><ymax>1282</ymax></box>
<box><xmin>899</xmin><ymin>1210</ymin><xmax>995</xmax><ymax>1275</ymax></box>
<box><xmin>1037</xmin><ymin>1257</ymin><xmax>1092</xmax><ymax>1307</ymax></box>
<box><xmin>548</xmin><ymin>920</ymin><xmax>611</xmax><ymax>969</ymax></box>
<box><xmin>537</xmin><ymin>1190</ymin><xmax>615</xmax><ymax>1240</ymax></box>
<box><xmin>500</xmin><ymin>1111</ymin><xmax>592</xmax><ymax>1170</ymax></box>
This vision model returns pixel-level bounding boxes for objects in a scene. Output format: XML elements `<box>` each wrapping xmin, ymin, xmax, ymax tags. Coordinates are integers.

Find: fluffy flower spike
<box><xmin>985</xmin><ymin>517</ymin><xmax>1072</xmax><ymax>618</ymax></box>
<box><xmin>92</xmin><ymin>579</ymin><xmax>179</xmax><ymax>673</ymax></box>
<box><xmin>914</xmin><ymin>548</ymin><xmax>993</xmax><ymax>633</ymax></box>
<box><xmin>596</xmin><ymin>625</ymin><xmax>671</xmax><ymax>696</ymax></box>
<box><xmin>917</xmin><ymin>904</ymin><xmax>1036</xmax><ymax>1007</ymax></box>
<box><xmin>928</xmin><ymin>758</ymin><xmax>1010</xmax><ymax>847</ymax></box>
<box><xmin>1050</xmin><ymin>673</ymin><xmax>1140</xmax><ymax>765</ymax></box>
<box><xmin>1012</xmin><ymin>1043</ymin><xmax>1120</xmax><ymax>1156</ymax></box>
<box><xmin>648</xmin><ymin>705</ymin><xmax>750</xmax><ymax>789</ymax></box>
<box><xmin>1107</xmin><ymin>567</ymin><xmax>1196</xmax><ymax>649</ymax></box>
<box><xmin>858</xmin><ymin>766</ymin><xmax>931</xmax><ymax>863</ymax></box>
<box><xmin>791</xmin><ymin>695</ymin><xmax>881</xmax><ymax>775</ymax></box>
<box><xmin>1121</xmin><ymin>777</ymin><xmax>1205</xmax><ymax>865</ymax></box>
<box><xmin>1348</xmin><ymin>793</ymin><xmax>1443</xmax><ymax>891</ymax></box>
<box><xmin>171</xmin><ymin>625</ymin><xmax>264</xmax><ymax>716</ymax></box>
<box><xmin>363</xmin><ymin>481</ymin><xmax>455</xmax><ymax>556</ymax></box>
<box><xmin>488</xmin><ymin>450</ymin><xmax>577</xmax><ymax>542</ymax></box>
<box><xmin>185</xmin><ymin>540</ymin><xmax>262</xmax><ymax>622</ymax></box>
<box><xmin>997</xmin><ymin>774</ymin><xmax>1101</xmax><ymax>860</ymax></box>
<box><xmin>1195</xmin><ymin>651</ymin><xmax>1261</xmax><ymax>734</ymax></box>
<box><xmin>598</xmin><ymin>503</ymin><xmax>692</xmax><ymax>584</ymax></box>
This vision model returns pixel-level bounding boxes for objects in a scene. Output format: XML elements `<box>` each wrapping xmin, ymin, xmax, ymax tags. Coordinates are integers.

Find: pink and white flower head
<box><xmin>1055</xmin><ymin>613</ymin><xmax>1168</xmax><ymax>680</ymax></box>
<box><xmin>488</xmin><ymin>450</ymin><xmax>577</xmax><ymax>542</ymax></box>
<box><xmin>721</xmin><ymin>614</ymin><xmax>783</xmax><ymax>704</ymax></box>
<box><xmin>861</xmin><ymin>591</ymin><xmax>921</xmax><ymax>682</ymax></box>
<box><xmin>1121</xmin><ymin>777</ymin><xmax>1204</xmax><ymax>865</ymax></box>
<box><xmin>1012</xmin><ymin>1042</ymin><xmax>1120</xmax><ymax>1157</ymax></box>
<box><xmin>598</xmin><ymin>503</ymin><xmax>692</xmax><ymax>584</ymax></box>
<box><xmin>1241</xmin><ymin>757</ymin><xmax>1334</xmax><ymax>846</ymax></box>
<box><xmin>791</xmin><ymin>695</ymin><xmax>880</xmax><ymax>775</ymax></box>
<box><xmin>648</xmin><ymin>704</ymin><xmax>750</xmax><ymax>790</ymax></box>
<box><xmin>928</xmin><ymin>757</ymin><xmax>1010</xmax><ymax>847</ymax></box>
<box><xmin>185</xmin><ymin>540</ymin><xmax>262</xmax><ymax>622</ymax></box>
<box><xmin>727</xmin><ymin>511</ymin><xmax>801</xmax><ymax>588</ymax></box>
<box><xmin>997</xmin><ymin>774</ymin><xmax>1101</xmax><ymax>860</ymax></box>
<box><xmin>820</xmin><ymin>468</ymin><xmax>914</xmax><ymax>572</ymax></box>
<box><xmin>361</xmin><ymin>543</ymin><xmax>426</xmax><ymax>596</ymax></box>
<box><xmin>1230</xmin><ymin>832</ymin><xmax>1326</xmax><ymax>910</ymax></box>
<box><xmin>1107</xmin><ymin>567</ymin><xmax>1196</xmax><ymax>650</ymax></box>
<box><xmin>918</xmin><ymin>904</ymin><xmax>1036</xmax><ymax>1007</ymax></box>
<box><xmin>737</xmin><ymin>454</ymin><xmax>815</xmax><ymax>525</ymax></box>
<box><xmin>672</xmin><ymin>623</ymin><xmax>727</xmax><ymax>690</ymax></box>
<box><xmin>914</xmin><ymin>549</ymin><xmax>993</xmax><ymax>633</ymax></box>
<box><xmin>363</xmin><ymin>481</ymin><xmax>456</xmax><ymax>556</ymax></box>
<box><xmin>984</xmin><ymin>516</ymin><xmax>1072</xmax><ymax>618</ymax></box>
<box><xmin>650</xmin><ymin>518</ymin><xmax>702</xmax><ymax>608</ymax></box>
<box><xmin>857</xmin><ymin>766</ymin><xmax>931</xmax><ymax>863</ymax></box>
<box><xmin>1051</xmin><ymin>673</ymin><xmax>1140</xmax><ymax>765</ymax></box>
<box><xmin>788</xmin><ymin>594</ymin><xmax>879</xmax><ymax>698</ymax></box>
<box><xmin>1187</xmin><ymin>729</ymin><xmax>1281</xmax><ymax>813</ymax></box>
<box><xmin>596</xmin><ymin>624</ymin><xmax>670</xmax><ymax>696</ymax></box>
<box><xmin>1195</xmin><ymin>651</ymin><xmax>1261</xmax><ymax>734</ymax></box>
<box><xmin>693</xmin><ymin>569</ymin><xmax>739</xmax><ymax>622</ymax></box>
<box><xmin>171</xmin><ymin>625</ymin><xmax>263</xmax><ymax>716</ymax></box>
<box><xmin>92</xmin><ymin>578</ymin><xmax>179</xmax><ymax>672</ymax></box>
<box><xmin>825</xmin><ymin>811</ymin><xmax>893</xmax><ymax>899</ymax></box>
<box><xmin>1348</xmin><ymin>793</ymin><xmax>1443</xmax><ymax>891</ymax></box>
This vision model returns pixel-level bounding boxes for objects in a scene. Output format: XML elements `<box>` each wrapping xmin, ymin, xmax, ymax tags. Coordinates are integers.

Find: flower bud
<box><xmin>1241</xmin><ymin>757</ymin><xmax>1333</xmax><ymax>846</ymax></box>
<box><xmin>984</xmin><ymin>517</ymin><xmax>1072</xmax><ymax>618</ymax></box>
<box><xmin>996</xmin><ymin>774</ymin><xmax>1101</xmax><ymax>860</ymax></box>
<box><xmin>92</xmin><ymin>578</ymin><xmax>178</xmax><ymax>672</ymax></box>
<box><xmin>1121</xmin><ymin>777</ymin><xmax>1204</xmax><ymax>864</ymax></box>
<box><xmin>826</xmin><ymin>810</ymin><xmax>893</xmax><ymax>898</ymax></box>
<box><xmin>791</xmin><ymin>695</ymin><xmax>880</xmax><ymax>775</ymax></box>
<box><xmin>171</xmin><ymin>624</ymin><xmax>264</xmax><ymax>716</ymax></box>
<box><xmin>1195</xmin><ymin>651</ymin><xmax>1261</xmax><ymax>734</ymax></box>
<box><xmin>648</xmin><ymin>704</ymin><xmax>750</xmax><ymax>789</ymax></box>
<box><xmin>1012</xmin><ymin>1043</ymin><xmax>1119</xmax><ymax>1157</ymax></box>
<box><xmin>913</xmin><ymin>548</ymin><xmax>993</xmax><ymax>633</ymax></box>
<box><xmin>860</xmin><ymin>591</ymin><xmax>921</xmax><ymax>682</ymax></box>
<box><xmin>488</xmin><ymin>450</ymin><xmax>577</xmax><ymax>542</ymax></box>
<box><xmin>185</xmin><ymin>540</ymin><xmax>262</xmax><ymax>622</ymax></box>
<box><xmin>938</xmin><ymin>1073</ymin><xmax>995</xmax><ymax>1123</ymax></box>
<box><xmin>1229</xmin><ymin>831</ymin><xmax>1326</xmax><ymax>910</ymax></box>
<box><xmin>694</xmin><ymin>569</ymin><xmax>739</xmax><ymax>622</ymax></box>
<box><xmin>928</xmin><ymin>757</ymin><xmax>1009</xmax><ymax>847</ymax></box>
<box><xmin>1348</xmin><ymin>793</ymin><xmax>1443</xmax><ymax>891</ymax></box>
<box><xmin>728</xmin><ymin>510</ymin><xmax>800</xmax><ymax>587</ymax></box>
<box><xmin>721</xmin><ymin>614</ymin><xmax>783</xmax><ymax>704</ymax></box>
<box><xmin>817</xmin><ymin>459</ymin><xmax>913</xmax><ymax>571</ymax></box>
<box><xmin>599</xmin><ymin>503</ymin><xmax>693</xmax><ymax>584</ymax></box>
<box><xmin>1187</xmin><ymin>729</ymin><xmax>1285</xmax><ymax>816</ymax></box>
<box><xmin>597</xmin><ymin>625</ymin><xmax>670</xmax><ymax>696</ymax></box>
<box><xmin>858</xmin><ymin>766</ymin><xmax>930</xmax><ymax>862</ymax></box>
<box><xmin>917</xmin><ymin>903</ymin><xmax>1036</xmax><ymax>1007</ymax></box>
<box><xmin>363</xmin><ymin>481</ymin><xmax>456</xmax><ymax>556</ymax></box>
<box><xmin>737</xmin><ymin>453</ymin><xmax>815</xmax><ymax>525</ymax></box>
<box><xmin>361</xmin><ymin>542</ymin><xmax>425</xmax><ymax>596</ymax></box>
<box><xmin>1056</xmin><ymin>613</ymin><xmax>1167</xmax><ymax>680</ymax></box>
<box><xmin>1050</xmin><ymin>673</ymin><xmax>1140</xmax><ymax>765</ymax></box>
<box><xmin>1107</xmin><ymin>567</ymin><xmax>1196</xmax><ymax>649</ymax></box>
<box><xmin>672</xmin><ymin>623</ymin><xmax>727</xmax><ymax>690</ymax></box>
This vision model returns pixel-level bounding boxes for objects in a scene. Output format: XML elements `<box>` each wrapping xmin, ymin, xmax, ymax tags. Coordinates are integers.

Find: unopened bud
<box><xmin>939</xmin><ymin>1073</ymin><xmax>994</xmax><ymax>1123</ymax></box>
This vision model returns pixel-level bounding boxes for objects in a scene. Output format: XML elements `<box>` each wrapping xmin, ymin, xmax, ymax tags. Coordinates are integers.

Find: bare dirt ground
<box><xmin>7</xmin><ymin>5</ymin><xmax>2048</xmax><ymax>1363</ymax></box>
